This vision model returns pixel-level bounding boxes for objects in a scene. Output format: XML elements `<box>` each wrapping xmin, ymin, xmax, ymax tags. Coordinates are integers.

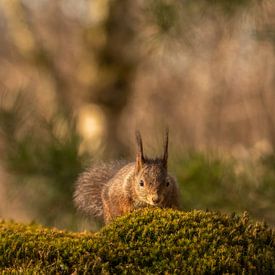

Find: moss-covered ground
<box><xmin>1</xmin><ymin>208</ymin><xmax>274</xmax><ymax>274</ymax></box>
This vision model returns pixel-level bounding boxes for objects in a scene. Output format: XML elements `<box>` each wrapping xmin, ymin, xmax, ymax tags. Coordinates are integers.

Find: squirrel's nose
<box><xmin>152</xmin><ymin>195</ymin><xmax>160</xmax><ymax>204</ymax></box>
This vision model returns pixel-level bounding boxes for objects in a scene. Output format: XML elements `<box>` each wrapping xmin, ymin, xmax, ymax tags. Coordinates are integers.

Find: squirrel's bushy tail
<box><xmin>73</xmin><ymin>160</ymin><xmax>127</xmax><ymax>218</ymax></box>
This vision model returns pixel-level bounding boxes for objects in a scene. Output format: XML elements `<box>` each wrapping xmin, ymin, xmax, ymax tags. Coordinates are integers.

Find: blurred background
<box><xmin>0</xmin><ymin>0</ymin><xmax>274</xmax><ymax>230</ymax></box>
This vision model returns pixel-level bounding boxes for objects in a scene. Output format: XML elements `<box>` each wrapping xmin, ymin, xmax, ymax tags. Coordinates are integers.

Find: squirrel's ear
<box><xmin>135</xmin><ymin>130</ymin><xmax>144</xmax><ymax>172</ymax></box>
<box><xmin>162</xmin><ymin>128</ymin><xmax>169</xmax><ymax>169</ymax></box>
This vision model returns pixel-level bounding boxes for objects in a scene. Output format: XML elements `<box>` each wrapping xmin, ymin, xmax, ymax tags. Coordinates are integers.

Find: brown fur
<box><xmin>73</xmin><ymin>131</ymin><xmax>180</xmax><ymax>224</ymax></box>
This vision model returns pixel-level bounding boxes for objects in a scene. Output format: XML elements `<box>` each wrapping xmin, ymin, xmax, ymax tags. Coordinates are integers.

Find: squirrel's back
<box><xmin>73</xmin><ymin>160</ymin><xmax>128</xmax><ymax>218</ymax></box>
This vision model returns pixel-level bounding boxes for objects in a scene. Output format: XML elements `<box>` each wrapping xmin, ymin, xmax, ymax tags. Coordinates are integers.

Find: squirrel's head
<box><xmin>134</xmin><ymin>130</ymin><xmax>171</xmax><ymax>206</ymax></box>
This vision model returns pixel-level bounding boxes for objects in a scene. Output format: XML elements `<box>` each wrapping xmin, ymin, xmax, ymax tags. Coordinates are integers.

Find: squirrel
<box><xmin>73</xmin><ymin>130</ymin><xmax>180</xmax><ymax>224</ymax></box>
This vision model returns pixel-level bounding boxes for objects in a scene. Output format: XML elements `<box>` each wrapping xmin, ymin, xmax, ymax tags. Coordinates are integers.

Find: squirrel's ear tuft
<box><xmin>135</xmin><ymin>130</ymin><xmax>144</xmax><ymax>173</ymax></box>
<box><xmin>163</xmin><ymin>128</ymin><xmax>169</xmax><ymax>169</ymax></box>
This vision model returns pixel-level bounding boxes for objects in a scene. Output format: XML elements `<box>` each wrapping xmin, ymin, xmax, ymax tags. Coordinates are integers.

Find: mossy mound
<box><xmin>1</xmin><ymin>209</ymin><xmax>274</xmax><ymax>274</ymax></box>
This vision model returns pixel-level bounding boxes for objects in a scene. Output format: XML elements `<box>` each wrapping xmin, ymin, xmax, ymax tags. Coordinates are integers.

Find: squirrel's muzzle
<box><xmin>151</xmin><ymin>195</ymin><xmax>160</xmax><ymax>204</ymax></box>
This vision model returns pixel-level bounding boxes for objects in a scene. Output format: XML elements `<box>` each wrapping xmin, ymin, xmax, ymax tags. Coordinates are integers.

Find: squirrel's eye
<box><xmin>139</xmin><ymin>180</ymin><xmax>144</xmax><ymax>187</ymax></box>
<box><xmin>166</xmin><ymin>180</ymin><xmax>169</xmax><ymax>187</ymax></box>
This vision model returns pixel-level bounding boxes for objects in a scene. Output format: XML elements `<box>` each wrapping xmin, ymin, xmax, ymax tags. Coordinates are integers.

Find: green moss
<box><xmin>1</xmin><ymin>209</ymin><xmax>274</xmax><ymax>274</ymax></box>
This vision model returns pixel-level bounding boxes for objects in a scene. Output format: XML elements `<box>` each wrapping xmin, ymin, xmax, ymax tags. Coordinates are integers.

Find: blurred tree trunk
<box><xmin>2</xmin><ymin>0</ymin><xmax>72</xmax><ymax>115</ymax></box>
<box><xmin>88</xmin><ymin>0</ymin><xmax>140</xmax><ymax>158</ymax></box>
